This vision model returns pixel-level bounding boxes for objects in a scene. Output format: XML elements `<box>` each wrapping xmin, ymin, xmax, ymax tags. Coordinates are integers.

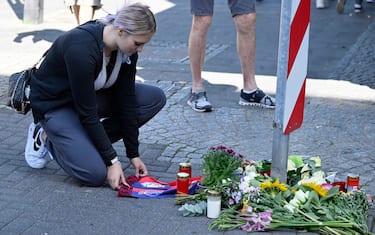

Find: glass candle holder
<box><xmin>179</xmin><ymin>162</ymin><xmax>192</xmax><ymax>178</ymax></box>
<box><xmin>207</xmin><ymin>190</ymin><xmax>221</xmax><ymax>218</ymax></box>
<box><xmin>177</xmin><ymin>172</ymin><xmax>189</xmax><ymax>194</ymax></box>
<box><xmin>346</xmin><ymin>173</ymin><xmax>360</xmax><ymax>192</ymax></box>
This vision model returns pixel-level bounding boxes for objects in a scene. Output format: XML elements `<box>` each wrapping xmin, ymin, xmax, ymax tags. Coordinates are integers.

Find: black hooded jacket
<box><xmin>30</xmin><ymin>21</ymin><xmax>139</xmax><ymax>166</ymax></box>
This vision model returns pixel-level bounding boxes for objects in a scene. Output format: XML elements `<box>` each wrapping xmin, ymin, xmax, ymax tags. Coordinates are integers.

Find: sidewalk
<box><xmin>0</xmin><ymin>0</ymin><xmax>375</xmax><ymax>234</ymax></box>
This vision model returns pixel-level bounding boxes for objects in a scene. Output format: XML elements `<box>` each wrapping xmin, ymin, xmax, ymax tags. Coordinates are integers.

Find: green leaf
<box><xmin>320</xmin><ymin>186</ymin><xmax>339</xmax><ymax>203</ymax></box>
<box><xmin>178</xmin><ymin>202</ymin><xmax>207</xmax><ymax>217</ymax></box>
<box><xmin>289</xmin><ymin>155</ymin><xmax>304</xmax><ymax>168</ymax></box>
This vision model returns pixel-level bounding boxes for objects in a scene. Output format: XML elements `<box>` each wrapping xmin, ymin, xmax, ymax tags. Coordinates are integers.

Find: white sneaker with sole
<box><xmin>25</xmin><ymin>122</ymin><xmax>48</xmax><ymax>169</ymax></box>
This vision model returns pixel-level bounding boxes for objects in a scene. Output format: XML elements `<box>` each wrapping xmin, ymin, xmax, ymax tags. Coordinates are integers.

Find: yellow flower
<box><xmin>241</xmin><ymin>199</ymin><xmax>249</xmax><ymax>213</ymax></box>
<box><xmin>302</xmin><ymin>182</ymin><xmax>328</xmax><ymax>197</ymax></box>
<box><xmin>260</xmin><ymin>180</ymin><xmax>272</xmax><ymax>189</ymax></box>
<box><xmin>260</xmin><ymin>179</ymin><xmax>288</xmax><ymax>192</ymax></box>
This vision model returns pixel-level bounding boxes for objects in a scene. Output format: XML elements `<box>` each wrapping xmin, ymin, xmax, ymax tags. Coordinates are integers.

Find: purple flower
<box><xmin>231</xmin><ymin>191</ymin><xmax>242</xmax><ymax>204</ymax></box>
<box><xmin>259</xmin><ymin>210</ymin><xmax>272</xmax><ymax>223</ymax></box>
<box><xmin>240</xmin><ymin>222</ymin><xmax>252</xmax><ymax>231</ymax></box>
<box><xmin>226</xmin><ymin>148</ymin><xmax>235</xmax><ymax>156</ymax></box>
<box><xmin>209</xmin><ymin>145</ymin><xmax>242</xmax><ymax>157</ymax></box>
<box><xmin>240</xmin><ymin>210</ymin><xmax>272</xmax><ymax>232</ymax></box>
<box><xmin>246</xmin><ymin>206</ymin><xmax>253</xmax><ymax>213</ymax></box>
<box><xmin>228</xmin><ymin>198</ymin><xmax>234</xmax><ymax>205</ymax></box>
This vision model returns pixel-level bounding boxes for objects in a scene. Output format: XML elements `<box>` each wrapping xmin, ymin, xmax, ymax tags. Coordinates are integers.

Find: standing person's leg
<box><xmin>189</xmin><ymin>16</ymin><xmax>211</xmax><ymax>93</ymax></box>
<box><xmin>88</xmin><ymin>0</ymin><xmax>102</xmax><ymax>20</ymax></box>
<box><xmin>234</xmin><ymin>13</ymin><xmax>257</xmax><ymax>91</ymax></box>
<box><xmin>72</xmin><ymin>4</ymin><xmax>80</xmax><ymax>25</ymax></box>
<box><xmin>231</xmin><ymin>0</ymin><xmax>275</xmax><ymax>108</ymax></box>
<box><xmin>65</xmin><ymin>0</ymin><xmax>80</xmax><ymax>25</ymax></box>
<box><xmin>336</xmin><ymin>0</ymin><xmax>346</xmax><ymax>14</ymax></box>
<box><xmin>41</xmin><ymin>108</ymin><xmax>107</xmax><ymax>186</ymax></box>
<box><xmin>187</xmin><ymin>0</ymin><xmax>213</xmax><ymax>112</ymax></box>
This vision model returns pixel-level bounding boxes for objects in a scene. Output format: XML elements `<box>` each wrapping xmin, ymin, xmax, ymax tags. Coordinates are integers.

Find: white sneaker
<box><xmin>25</xmin><ymin>122</ymin><xmax>48</xmax><ymax>169</ymax></box>
<box><xmin>316</xmin><ymin>0</ymin><xmax>327</xmax><ymax>8</ymax></box>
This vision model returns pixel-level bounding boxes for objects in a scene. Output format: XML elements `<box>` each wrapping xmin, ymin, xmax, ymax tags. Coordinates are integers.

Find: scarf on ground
<box><xmin>118</xmin><ymin>175</ymin><xmax>202</xmax><ymax>198</ymax></box>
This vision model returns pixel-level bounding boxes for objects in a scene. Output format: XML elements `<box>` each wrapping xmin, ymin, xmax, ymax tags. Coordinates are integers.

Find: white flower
<box><xmin>287</xmin><ymin>159</ymin><xmax>296</xmax><ymax>171</ymax></box>
<box><xmin>310</xmin><ymin>156</ymin><xmax>321</xmax><ymax>167</ymax></box>
<box><xmin>299</xmin><ymin>170</ymin><xmax>326</xmax><ymax>185</ymax></box>
<box><xmin>300</xmin><ymin>164</ymin><xmax>311</xmax><ymax>179</ymax></box>
<box><xmin>285</xmin><ymin>190</ymin><xmax>310</xmax><ymax>213</ymax></box>
<box><xmin>313</xmin><ymin>170</ymin><xmax>325</xmax><ymax>179</ymax></box>
<box><xmin>294</xmin><ymin>190</ymin><xmax>309</xmax><ymax>203</ymax></box>
<box><xmin>233</xmin><ymin>167</ymin><xmax>243</xmax><ymax>175</ymax></box>
<box><xmin>284</xmin><ymin>204</ymin><xmax>295</xmax><ymax>213</ymax></box>
<box><xmin>244</xmin><ymin>164</ymin><xmax>257</xmax><ymax>174</ymax></box>
<box><xmin>289</xmin><ymin>198</ymin><xmax>300</xmax><ymax>208</ymax></box>
<box><xmin>239</xmin><ymin>176</ymin><xmax>252</xmax><ymax>193</ymax></box>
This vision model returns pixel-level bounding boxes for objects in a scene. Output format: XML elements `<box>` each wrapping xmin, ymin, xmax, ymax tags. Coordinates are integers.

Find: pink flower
<box><xmin>240</xmin><ymin>210</ymin><xmax>272</xmax><ymax>232</ymax></box>
<box><xmin>321</xmin><ymin>183</ymin><xmax>333</xmax><ymax>190</ymax></box>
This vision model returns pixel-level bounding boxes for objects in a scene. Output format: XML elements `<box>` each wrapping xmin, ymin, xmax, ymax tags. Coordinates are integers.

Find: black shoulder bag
<box><xmin>6</xmin><ymin>51</ymin><xmax>48</xmax><ymax>115</ymax></box>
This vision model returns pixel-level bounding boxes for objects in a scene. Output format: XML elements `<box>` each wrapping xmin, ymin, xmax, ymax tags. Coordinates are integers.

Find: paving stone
<box><xmin>0</xmin><ymin>0</ymin><xmax>375</xmax><ymax>234</ymax></box>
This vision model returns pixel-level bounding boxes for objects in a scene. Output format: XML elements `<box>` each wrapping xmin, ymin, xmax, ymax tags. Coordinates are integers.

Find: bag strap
<box><xmin>32</xmin><ymin>49</ymin><xmax>49</xmax><ymax>68</ymax></box>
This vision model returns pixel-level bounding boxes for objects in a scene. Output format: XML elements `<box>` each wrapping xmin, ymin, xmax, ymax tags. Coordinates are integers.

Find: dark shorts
<box><xmin>191</xmin><ymin>0</ymin><xmax>255</xmax><ymax>17</ymax></box>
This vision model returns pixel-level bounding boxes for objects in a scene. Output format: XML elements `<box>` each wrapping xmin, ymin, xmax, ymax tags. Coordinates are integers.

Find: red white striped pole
<box><xmin>271</xmin><ymin>0</ymin><xmax>310</xmax><ymax>182</ymax></box>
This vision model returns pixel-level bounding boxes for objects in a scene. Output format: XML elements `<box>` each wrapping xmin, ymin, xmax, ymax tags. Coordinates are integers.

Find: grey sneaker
<box><xmin>187</xmin><ymin>91</ymin><xmax>213</xmax><ymax>112</ymax></box>
<box><xmin>239</xmin><ymin>89</ymin><xmax>276</xmax><ymax>109</ymax></box>
<box><xmin>336</xmin><ymin>0</ymin><xmax>346</xmax><ymax>14</ymax></box>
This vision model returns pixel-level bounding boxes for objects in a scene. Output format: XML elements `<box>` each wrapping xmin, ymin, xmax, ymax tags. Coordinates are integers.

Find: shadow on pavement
<box><xmin>14</xmin><ymin>29</ymin><xmax>66</xmax><ymax>44</ymax></box>
<box><xmin>6</xmin><ymin>0</ymin><xmax>24</xmax><ymax>21</ymax></box>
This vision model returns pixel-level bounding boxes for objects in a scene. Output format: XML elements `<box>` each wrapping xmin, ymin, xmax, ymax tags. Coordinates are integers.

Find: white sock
<box><xmin>192</xmin><ymin>89</ymin><xmax>205</xmax><ymax>94</ymax></box>
<box><xmin>242</xmin><ymin>88</ymin><xmax>257</xmax><ymax>94</ymax></box>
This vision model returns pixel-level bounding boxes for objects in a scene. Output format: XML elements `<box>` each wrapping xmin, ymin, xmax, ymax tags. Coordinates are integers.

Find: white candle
<box><xmin>207</xmin><ymin>190</ymin><xmax>221</xmax><ymax>218</ymax></box>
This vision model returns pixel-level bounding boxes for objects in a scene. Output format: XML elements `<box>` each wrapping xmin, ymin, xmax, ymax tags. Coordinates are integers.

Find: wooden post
<box><xmin>23</xmin><ymin>0</ymin><xmax>44</xmax><ymax>24</ymax></box>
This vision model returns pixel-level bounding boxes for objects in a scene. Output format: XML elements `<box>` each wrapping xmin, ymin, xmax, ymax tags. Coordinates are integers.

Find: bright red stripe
<box><xmin>284</xmin><ymin>79</ymin><xmax>306</xmax><ymax>134</ymax></box>
<box><xmin>287</xmin><ymin>0</ymin><xmax>310</xmax><ymax>78</ymax></box>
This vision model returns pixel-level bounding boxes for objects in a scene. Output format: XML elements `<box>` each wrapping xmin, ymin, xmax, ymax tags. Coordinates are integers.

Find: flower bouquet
<box><xmin>176</xmin><ymin>146</ymin><xmax>374</xmax><ymax>234</ymax></box>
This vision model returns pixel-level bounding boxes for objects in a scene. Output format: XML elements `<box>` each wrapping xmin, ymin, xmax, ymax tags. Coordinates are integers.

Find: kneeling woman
<box><xmin>25</xmin><ymin>3</ymin><xmax>166</xmax><ymax>190</ymax></box>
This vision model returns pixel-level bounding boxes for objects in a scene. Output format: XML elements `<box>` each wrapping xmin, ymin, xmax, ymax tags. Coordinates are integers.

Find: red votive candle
<box><xmin>179</xmin><ymin>162</ymin><xmax>192</xmax><ymax>177</ymax></box>
<box><xmin>177</xmin><ymin>172</ymin><xmax>189</xmax><ymax>194</ymax></box>
<box><xmin>347</xmin><ymin>174</ymin><xmax>360</xmax><ymax>192</ymax></box>
<box><xmin>333</xmin><ymin>181</ymin><xmax>346</xmax><ymax>192</ymax></box>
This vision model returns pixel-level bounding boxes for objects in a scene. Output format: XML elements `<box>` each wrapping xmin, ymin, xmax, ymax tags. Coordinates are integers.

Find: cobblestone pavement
<box><xmin>0</xmin><ymin>0</ymin><xmax>375</xmax><ymax>234</ymax></box>
<box><xmin>330</xmin><ymin>16</ymin><xmax>375</xmax><ymax>89</ymax></box>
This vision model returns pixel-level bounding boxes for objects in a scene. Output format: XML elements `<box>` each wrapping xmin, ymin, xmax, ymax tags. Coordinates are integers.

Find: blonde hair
<box><xmin>99</xmin><ymin>3</ymin><xmax>156</xmax><ymax>35</ymax></box>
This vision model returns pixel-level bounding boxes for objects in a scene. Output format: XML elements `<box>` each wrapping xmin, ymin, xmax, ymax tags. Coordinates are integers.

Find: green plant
<box><xmin>201</xmin><ymin>146</ymin><xmax>243</xmax><ymax>189</ymax></box>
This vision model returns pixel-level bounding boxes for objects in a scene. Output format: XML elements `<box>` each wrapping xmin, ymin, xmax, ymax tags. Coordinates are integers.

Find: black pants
<box><xmin>40</xmin><ymin>83</ymin><xmax>166</xmax><ymax>186</ymax></box>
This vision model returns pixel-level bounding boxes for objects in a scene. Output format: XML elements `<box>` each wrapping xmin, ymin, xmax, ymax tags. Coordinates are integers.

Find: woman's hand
<box><xmin>107</xmin><ymin>161</ymin><xmax>128</xmax><ymax>190</ymax></box>
<box><xmin>130</xmin><ymin>157</ymin><xmax>148</xmax><ymax>177</ymax></box>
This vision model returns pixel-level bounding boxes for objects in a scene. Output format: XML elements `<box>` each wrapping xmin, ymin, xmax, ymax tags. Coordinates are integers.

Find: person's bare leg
<box><xmin>187</xmin><ymin>15</ymin><xmax>213</xmax><ymax>112</ymax></box>
<box><xmin>188</xmin><ymin>15</ymin><xmax>212</xmax><ymax>93</ymax></box>
<box><xmin>72</xmin><ymin>4</ymin><xmax>80</xmax><ymax>25</ymax></box>
<box><xmin>89</xmin><ymin>6</ymin><xmax>96</xmax><ymax>20</ymax></box>
<box><xmin>235</xmin><ymin>12</ymin><xmax>275</xmax><ymax>108</ymax></box>
<box><xmin>234</xmin><ymin>13</ymin><xmax>257</xmax><ymax>91</ymax></box>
